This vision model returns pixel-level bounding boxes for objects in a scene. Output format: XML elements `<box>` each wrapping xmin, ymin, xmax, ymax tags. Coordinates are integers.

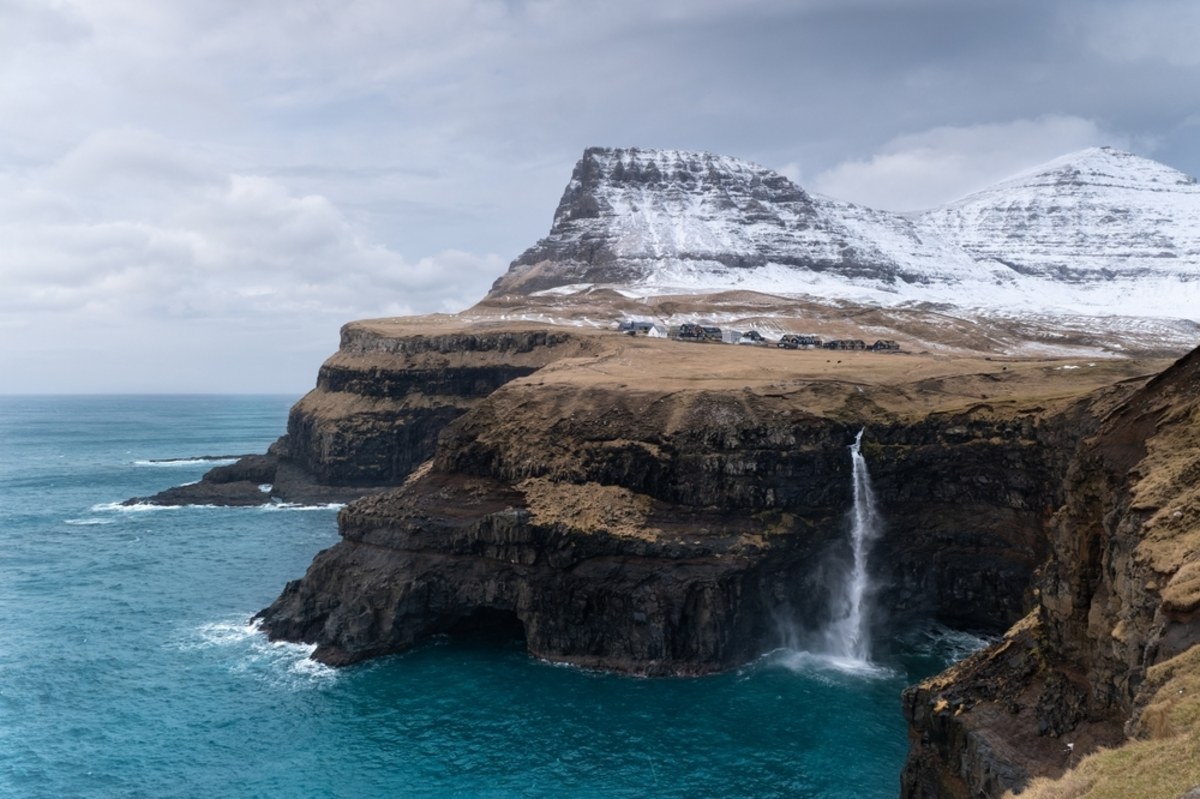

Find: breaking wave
<box><xmin>259</xmin><ymin>502</ymin><xmax>346</xmax><ymax>512</ymax></box>
<box><xmin>186</xmin><ymin>618</ymin><xmax>340</xmax><ymax>690</ymax></box>
<box><xmin>133</xmin><ymin>457</ymin><xmax>240</xmax><ymax>467</ymax></box>
<box><xmin>906</xmin><ymin>622</ymin><xmax>993</xmax><ymax>664</ymax></box>
<box><xmin>91</xmin><ymin>501</ymin><xmax>202</xmax><ymax>512</ymax></box>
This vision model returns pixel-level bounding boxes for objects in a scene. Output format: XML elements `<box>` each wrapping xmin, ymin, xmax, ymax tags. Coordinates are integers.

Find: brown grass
<box><xmin>1010</xmin><ymin>646</ymin><xmax>1200</xmax><ymax>799</ymax></box>
<box><xmin>516</xmin><ymin>477</ymin><xmax>662</xmax><ymax>540</ymax></box>
<box><xmin>1132</xmin><ymin>400</ymin><xmax>1200</xmax><ymax>610</ymax></box>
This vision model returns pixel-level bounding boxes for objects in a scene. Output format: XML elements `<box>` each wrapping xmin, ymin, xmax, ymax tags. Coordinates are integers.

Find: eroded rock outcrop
<box><xmin>282</xmin><ymin>322</ymin><xmax>600</xmax><ymax>486</ymax></box>
<box><xmin>129</xmin><ymin>320</ymin><xmax>601</xmax><ymax>506</ymax></box>
<box><xmin>254</xmin><ymin>327</ymin><xmax>1155</xmax><ymax>675</ymax></box>
<box><xmin>900</xmin><ymin>346</ymin><xmax>1200</xmax><ymax>798</ymax></box>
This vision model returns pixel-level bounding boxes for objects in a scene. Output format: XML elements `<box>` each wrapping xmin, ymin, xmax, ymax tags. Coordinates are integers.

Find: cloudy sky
<box><xmin>4</xmin><ymin>0</ymin><xmax>1198</xmax><ymax>393</ymax></box>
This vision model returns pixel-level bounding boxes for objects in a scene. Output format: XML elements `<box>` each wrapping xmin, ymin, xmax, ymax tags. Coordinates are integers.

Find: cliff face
<box><xmin>281</xmin><ymin>322</ymin><xmax>600</xmax><ymax>486</ymax></box>
<box><xmin>257</xmin><ymin>397</ymin><xmax>1074</xmax><ymax>673</ymax></box>
<box><xmin>253</xmin><ymin>321</ymin><xmax>1157</xmax><ymax>676</ymax></box>
<box><xmin>900</xmin><ymin>347</ymin><xmax>1200</xmax><ymax>798</ymax></box>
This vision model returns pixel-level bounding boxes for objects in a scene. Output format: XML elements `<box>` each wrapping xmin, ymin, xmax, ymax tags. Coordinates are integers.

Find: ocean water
<box><xmin>0</xmin><ymin>396</ymin><xmax>979</xmax><ymax>799</ymax></box>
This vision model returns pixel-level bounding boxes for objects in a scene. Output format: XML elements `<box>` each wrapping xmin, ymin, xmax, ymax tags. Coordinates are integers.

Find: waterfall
<box><xmin>825</xmin><ymin>428</ymin><xmax>881</xmax><ymax>663</ymax></box>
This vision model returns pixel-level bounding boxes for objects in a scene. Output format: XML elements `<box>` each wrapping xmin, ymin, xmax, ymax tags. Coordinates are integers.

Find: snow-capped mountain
<box><xmin>919</xmin><ymin>146</ymin><xmax>1200</xmax><ymax>285</ymax></box>
<box><xmin>487</xmin><ymin>146</ymin><xmax>1200</xmax><ymax>321</ymax></box>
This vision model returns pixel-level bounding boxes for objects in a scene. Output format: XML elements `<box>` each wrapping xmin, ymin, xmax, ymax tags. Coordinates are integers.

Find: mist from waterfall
<box><xmin>823</xmin><ymin>428</ymin><xmax>882</xmax><ymax>664</ymax></box>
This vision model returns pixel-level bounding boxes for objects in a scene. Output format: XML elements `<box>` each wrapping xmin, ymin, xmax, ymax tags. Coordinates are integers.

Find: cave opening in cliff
<box><xmin>440</xmin><ymin>607</ymin><xmax>528</xmax><ymax>647</ymax></box>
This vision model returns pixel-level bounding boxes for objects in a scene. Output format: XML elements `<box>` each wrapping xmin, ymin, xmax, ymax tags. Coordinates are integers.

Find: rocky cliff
<box><xmin>252</xmin><ymin>318</ymin><xmax>1162</xmax><ymax>681</ymax></box>
<box><xmin>280</xmin><ymin>319</ymin><xmax>600</xmax><ymax>486</ymax></box>
<box><xmin>900</xmin><ymin>346</ymin><xmax>1200</xmax><ymax>798</ymax></box>
<box><xmin>127</xmin><ymin>303</ymin><xmax>1196</xmax><ymax>793</ymax></box>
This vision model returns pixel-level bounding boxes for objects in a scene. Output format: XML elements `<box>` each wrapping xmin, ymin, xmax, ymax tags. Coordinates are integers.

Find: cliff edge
<box><xmin>901</xmin><ymin>346</ymin><xmax>1200</xmax><ymax>798</ymax></box>
<box><xmin>250</xmin><ymin>317</ymin><xmax>1162</xmax><ymax>676</ymax></box>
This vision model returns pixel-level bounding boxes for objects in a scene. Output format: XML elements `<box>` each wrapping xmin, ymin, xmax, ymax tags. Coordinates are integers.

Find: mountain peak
<box><xmin>962</xmin><ymin>146</ymin><xmax>1199</xmax><ymax>203</ymax></box>
<box><xmin>554</xmin><ymin>146</ymin><xmax>809</xmax><ymax>224</ymax></box>
<box><xmin>487</xmin><ymin>145</ymin><xmax>1200</xmax><ymax>321</ymax></box>
<box><xmin>491</xmin><ymin>146</ymin><xmax>822</xmax><ymax>295</ymax></box>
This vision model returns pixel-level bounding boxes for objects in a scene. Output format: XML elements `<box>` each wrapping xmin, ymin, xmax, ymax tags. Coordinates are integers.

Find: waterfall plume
<box><xmin>824</xmin><ymin>428</ymin><xmax>882</xmax><ymax>663</ymax></box>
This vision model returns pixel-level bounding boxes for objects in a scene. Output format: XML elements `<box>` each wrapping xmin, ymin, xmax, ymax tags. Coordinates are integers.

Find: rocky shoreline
<box><xmin>132</xmin><ymin>315</ymin><xmax>1198</xmax><ymax>795</ymax></box>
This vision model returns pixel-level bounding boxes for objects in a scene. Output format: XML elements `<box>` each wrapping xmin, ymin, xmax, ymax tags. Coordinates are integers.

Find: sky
<box><xmin>3</xmin><ymin>0</ymin><xmax>1199</xmax><ymax>393</ymax></box>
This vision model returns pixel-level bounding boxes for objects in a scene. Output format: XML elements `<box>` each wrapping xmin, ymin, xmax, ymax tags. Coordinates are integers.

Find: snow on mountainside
<box><xmin>487</xmin><ymin>146</ymin><xmax>1200</xmax><ymax>322</ymax></box>
<box><xmin>919</xmin><ymin>146</ymin><xmax>1200</xmax><ymax>283</ymax></box>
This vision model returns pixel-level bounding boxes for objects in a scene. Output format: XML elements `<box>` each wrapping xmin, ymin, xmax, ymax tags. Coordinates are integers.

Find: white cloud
<box><xmin>1</xmin><ymin>128</ymin><xmax>503</xmax><ymax>320</ymax></box>
<box><xmin>810</xmin><ymin>116</ymin><xmax>1128</xmax><ymax>211</ymax></box>
<box><xmin>0</xmin><ymin>127</ymin><xmax>504</xmax><ymax>391</ymax></box>
<box><xmin>1</xmin><ymin>0</ymin><xmax>1198</xmax><ymax>390</ymax></box>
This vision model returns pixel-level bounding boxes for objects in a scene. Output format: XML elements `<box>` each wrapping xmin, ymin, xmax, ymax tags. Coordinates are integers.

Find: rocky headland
<box><xmin>136</xmin><ymin>142</ymin><xmax>1200</xmax><ymax>795</ymax></box>
<box><xmin>134</xmin><ymin>308</ymin><xmax>1198</xmax><ymax>794</ymax></box>
<box><xmin>245</xmin><ymin>315</ymin><xmax>1151</xmax><ymax>664</ymax></box>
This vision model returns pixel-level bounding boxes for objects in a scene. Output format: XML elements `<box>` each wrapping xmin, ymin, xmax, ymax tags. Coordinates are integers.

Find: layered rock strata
<box><xmin>254</xmin><ymin>320</ymin><xmax>1159</xmax><ymax>678</ymax></box>
<box><xmin>900</xmin><ymin>346</ymin><xmax>1200</xmax><ymax>798</ymax></box>
<box><xmin>129</xmin><ymin>319</ymin><xmax>601</xmax><ymax>506</ymax></box>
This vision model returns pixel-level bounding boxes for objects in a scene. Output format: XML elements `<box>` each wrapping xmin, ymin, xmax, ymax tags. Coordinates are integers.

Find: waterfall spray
<box><xmin>825</xmin><ymin>428</ymin><xmax>882</xmax><ymax>663</ymax></box>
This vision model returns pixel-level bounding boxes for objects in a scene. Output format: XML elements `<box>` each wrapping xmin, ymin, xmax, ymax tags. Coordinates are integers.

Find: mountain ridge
<box><xmin>488</xmin><ymin>145</ymin><xmax>1200</xmax><ymax>323</ymax></box>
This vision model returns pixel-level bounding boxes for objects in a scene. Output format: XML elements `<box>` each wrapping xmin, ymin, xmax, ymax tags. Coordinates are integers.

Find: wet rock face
<box><xmin>259</xmin><ymin>474</ymin><xmax>788</xmax><ymax>674</ymax></box>
<box><xmin>870</xmin><ymin>399</ymin><xmax>1108</xmax><ymax>638</ymax></box>
<box><xmin>284</xmin><ymin>402</ymin><xmax>463</xmax><ymax>487</ymax></box>
<box><xmin>435</xmin><ymin>384</ymin><xmax>1074</xmax><ymax>634</ymax></box>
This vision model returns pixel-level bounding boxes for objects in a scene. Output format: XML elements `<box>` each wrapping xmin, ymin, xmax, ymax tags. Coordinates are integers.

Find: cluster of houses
<box><xmin>616</xmin><ymin>320</ymin><xmax>900</xmax><ymax>352</ymax></box>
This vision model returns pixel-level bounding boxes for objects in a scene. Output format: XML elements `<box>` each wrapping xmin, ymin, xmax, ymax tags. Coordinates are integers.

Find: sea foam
<box><xmin>189</xmin><ymin>618</ymin><xmax>340</xmax><ymax>689</ymax></box>
<box><xmin>91</xmin><ymin>501</ymin><xmax>203</xmax><ymax>513</ymax></box>
<box><xmin>258</xmin><ymin>502</ymin><xmax>346</xmax><ymax>512</ymax></box>
<box><xmin>133</xmin><ymin>458</ymin><xmax>239</xmax><ymax>467</ymax></box>
<box><xmin>767</xmin><ymin>648</ymin><xmax>895</xmax><ymax>681</ymax></box>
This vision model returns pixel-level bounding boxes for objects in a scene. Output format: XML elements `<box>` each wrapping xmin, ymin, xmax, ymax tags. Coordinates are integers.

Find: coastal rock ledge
<box><xmin>235</xmin><ymin>313</ymin><xmax>1196</xmax><ymax>795</ymax></box>
<box><xmin>252</xmin><ymin>317</ymin><xmax>1128</xmax><ymax>674</ymax></box>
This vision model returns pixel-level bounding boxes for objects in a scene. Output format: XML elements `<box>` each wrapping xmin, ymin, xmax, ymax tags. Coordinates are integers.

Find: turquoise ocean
<box><xmin>0</xmin><ymin>395</ymin><xmax>980</xmax><ymax>798</ymax></box>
